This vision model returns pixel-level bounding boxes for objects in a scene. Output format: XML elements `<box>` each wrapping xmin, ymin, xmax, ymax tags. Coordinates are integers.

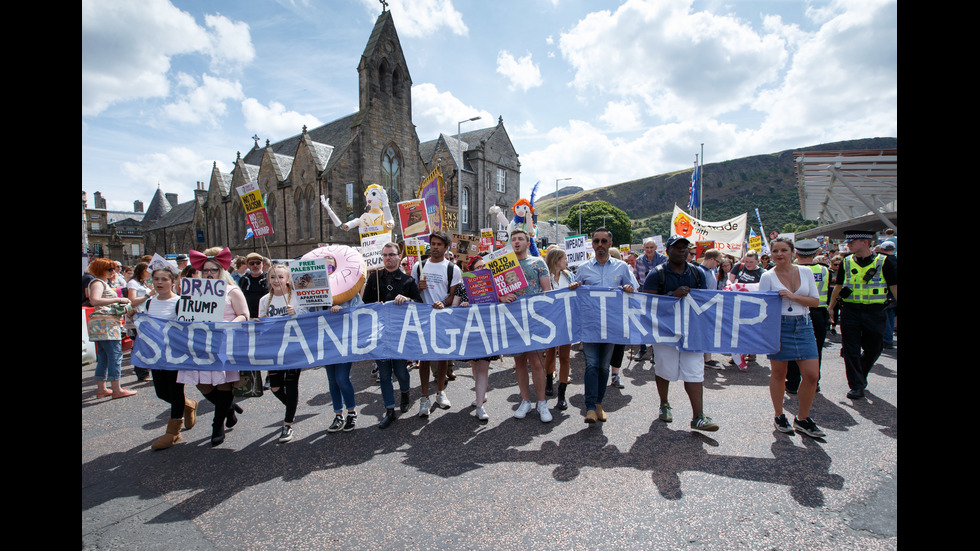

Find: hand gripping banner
<box><xmin>132</xmin><ymin>287</ymin><xmax>781</xmax><ymax>371</ymax></box>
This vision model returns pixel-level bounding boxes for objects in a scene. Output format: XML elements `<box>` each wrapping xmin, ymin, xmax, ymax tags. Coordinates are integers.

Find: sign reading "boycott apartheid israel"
<box><xmin>132</xmin><ymin>287</ymin><xmax>781</xmax><ymax>371</ymax></box>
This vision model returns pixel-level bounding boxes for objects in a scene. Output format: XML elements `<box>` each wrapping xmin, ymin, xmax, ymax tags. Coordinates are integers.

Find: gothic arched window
<box><xmin>381</xmin><ymin>145</ymin><xmax>401</xmax><ymax>205</ymax></box>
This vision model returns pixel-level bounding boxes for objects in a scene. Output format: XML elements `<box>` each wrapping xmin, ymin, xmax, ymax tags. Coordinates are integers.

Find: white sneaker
<box><xmin>537</xmin><ymin>401</ymin><xmax>552</xmax><ymax>423</ymax></box>
<box><xmin>435</xmin><ymin>391</ymin><xmax>452</xmax><ymax>409</ymax></box>
<box><xmin>418</xmin><ymin>397</ymin><xmax>431</xmax><ymax>417</ymax></box>
<box><xmin>475</xmin><ymin>406</ymin><xmax>489</xmax><ymax>420</ymax></box>
<box><xmin>514</xmin><ymin>400</ymin><xmax>533</xmax><ymax>419</ymax></box>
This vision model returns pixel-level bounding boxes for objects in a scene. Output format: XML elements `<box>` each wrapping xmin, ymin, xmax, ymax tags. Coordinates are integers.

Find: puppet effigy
<box><xmin>320</xmin><ymin>184</ymin><xmax>395</xmax><ymax>234</ymax></box>
<box><xmin>489</xmin><ymin>181</ymin><xmax>541</xmax><ymax>256</ymax></box>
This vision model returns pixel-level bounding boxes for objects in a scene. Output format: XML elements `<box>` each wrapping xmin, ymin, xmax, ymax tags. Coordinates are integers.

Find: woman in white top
<box><xmin>544</xmin><ymin>247</ymin><xmax>573</xmax><ymax>410</ymax></box>
<box><xmin>258</xmin><ymin>263</ymin><xmax>306</xmax><ymax>443</ymax></box>
<box><xmin>758</xmin><ymin>238</ymin><xmax>825</xmax><ymax>438</ymax></box>
<box><xmin>126</xmin><ymin>262</ymin><xmax>154</xmax><ymax>381</ymax></box>
<box><xmin>178</xmin><ymin>247</ymin><xmax>250</xmax><ymax>446</ymax></box>
<box><xmin>128</xmin><ymin>263</ymin><xmax>196</xmax><ymax>450</ymax></box>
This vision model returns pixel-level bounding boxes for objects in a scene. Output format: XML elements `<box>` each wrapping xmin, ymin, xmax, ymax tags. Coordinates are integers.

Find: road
<box><xmin>82</xmin><ymin>333</ymin><xmax>897</xmax><ymax>550</ymax></box>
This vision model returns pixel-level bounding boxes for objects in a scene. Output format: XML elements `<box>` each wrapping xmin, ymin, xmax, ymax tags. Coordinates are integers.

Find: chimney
<box><xmin>165</xmin><ymin>193</ymin><xmax>178</xmax><ymax>207</ymax></box>
<box><xmin>93</xmin><ymin>191</ymin><xmax>106</xmax><ymax>209</ymax></box>
<box><xmin>133</xmin><ymin>200</ymin><xmax>144</xmax><ymax>213</ymax></box>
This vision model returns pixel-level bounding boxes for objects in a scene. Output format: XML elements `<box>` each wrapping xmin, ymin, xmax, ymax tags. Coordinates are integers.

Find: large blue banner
<box><xmin>132</xmin><ymin>287</ymin><xmax>781</xmax><ymax>371</ymax></box>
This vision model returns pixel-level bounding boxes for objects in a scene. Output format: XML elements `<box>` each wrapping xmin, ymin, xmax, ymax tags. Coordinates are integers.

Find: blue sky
<box><xmin>82</xmin><ymin>0</ymin><xmax>897</xmax><ymax>213</ymax></box>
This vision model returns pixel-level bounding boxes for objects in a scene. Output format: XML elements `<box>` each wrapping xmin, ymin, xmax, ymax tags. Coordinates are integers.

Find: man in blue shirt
<box><xmin>643</xmin><ymin>235</ymin><xmax>718</xmax><ymax>432</ymax></box>
<box><xmin>568</xmin><ymin>227</ymin><xmax>639</xmax><ymax>424</ymax></box>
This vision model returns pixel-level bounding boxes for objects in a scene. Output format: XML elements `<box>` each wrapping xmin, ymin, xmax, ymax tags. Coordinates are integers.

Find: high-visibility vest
<box><xmin>842</xmin><ymin>254</ymin><xmax>887</xmax><ymax>304</ymax></box>
<box><xmin>806</xmin><ymin>264</ymin><xmax>829</xmax><ymax>308</ymax></box>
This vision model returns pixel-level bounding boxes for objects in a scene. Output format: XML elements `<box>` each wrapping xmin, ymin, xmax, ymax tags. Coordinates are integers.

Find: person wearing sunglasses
<box><xmin>567</xmin><ymin>227</ymin><xmax>638</xmax><ymax>424</ymax></box>
<box><xmin>828</xmin><ymin>230</ymin><xmax>897</xmax><ymax>400</ymax></box>
<box><xmin>238</xmin><ymin>252</ymin><xmax>269</xmax><ymax>319</ymax></box>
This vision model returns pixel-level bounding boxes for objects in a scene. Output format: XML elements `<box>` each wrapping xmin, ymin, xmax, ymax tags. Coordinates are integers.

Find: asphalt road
<box><xmin>82</xmin><ymin>333</ymin><xmax>897</xmax><ymax>550</ymax></box>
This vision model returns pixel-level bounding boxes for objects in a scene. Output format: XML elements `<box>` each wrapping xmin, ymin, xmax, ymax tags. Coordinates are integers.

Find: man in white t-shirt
<box><xmin>410</xmin><ymin>231</ymin><xmax>462</xmax><ymax>416</ymax></box>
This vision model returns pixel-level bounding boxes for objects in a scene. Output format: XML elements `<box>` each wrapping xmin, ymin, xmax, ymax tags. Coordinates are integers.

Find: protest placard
<box><xmin>564</xmin><ymin>234</ymin><xmax>588</xmax><ymax>267</ymax></box>
<box><xmin>177</xmin><ymin>277</ymin><xmax>226</xmax><ymax>322</ymax></box>
<box><xmin>480</xmin><ymin>229</ymin><xmax>493</xmax><ymax>252</ymax></box>
<box><xmin>462</xmin><ymin>269</ymin><xmax>499</xmax><ymax>304</ymax></box>
<box><xmin>397</xmin><ymin>198</ymin><xmax>430</xmax><ymax>238</ymax></box>
<box><xmin>671</xmin><ymin>206</ymin><xmax>747</xmax><ymax>258</ymax></box>
<box><xmin>237</xmin><ymin>181</ymin><xmax>272</xmax><ymax>237</ymax></box>
<box><xmin>485</xmin><ymin>250</ymin><xmax>528</xmax><ymax>296</ymax></box>
<box><xmin>290</xmin><ymin>258</ymin><xmax>333</xmax><ymax>308</ymax></box>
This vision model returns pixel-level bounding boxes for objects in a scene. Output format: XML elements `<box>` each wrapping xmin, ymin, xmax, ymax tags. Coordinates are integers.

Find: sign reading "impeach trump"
<box><xmin>132</xmin><ymin>287</ymin><xmax>781</xmax><ymax>371</ymax></box>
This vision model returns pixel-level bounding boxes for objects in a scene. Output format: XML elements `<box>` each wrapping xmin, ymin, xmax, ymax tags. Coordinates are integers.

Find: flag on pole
<box><xmin>687</xmin><ymin>164</ymin><xmax>700</xmax><ymax>211</ymax></box>
<box><xmin>244</xmin><ymin>220</ymin><xmax>254</xmax><ymax>241</ymax></box>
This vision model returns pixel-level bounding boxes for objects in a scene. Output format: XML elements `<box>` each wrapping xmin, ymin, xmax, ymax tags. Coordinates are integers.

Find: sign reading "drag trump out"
<box><xmin>132</xmin><ymin>287</ymin><xmax>781</xmax><ymax>371</ymax></box>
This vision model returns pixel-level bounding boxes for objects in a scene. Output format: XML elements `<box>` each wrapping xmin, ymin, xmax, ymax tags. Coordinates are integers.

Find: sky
<box><xmin>82</xmin><ymin>0</ymin><xmax>897</xmax><ymax>213</ymax></box>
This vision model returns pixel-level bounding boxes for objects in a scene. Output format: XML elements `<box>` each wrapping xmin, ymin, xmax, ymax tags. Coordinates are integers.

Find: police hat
<box><xmin>795</xmin><ymin>239</ymin><xmax>820</xmax><ymax>256</ymax></box>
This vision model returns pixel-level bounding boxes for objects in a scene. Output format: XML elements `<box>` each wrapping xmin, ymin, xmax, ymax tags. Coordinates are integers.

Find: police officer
<box><xmin>785</xmin><ymin>239</ymin><xmax>829</xmax><ymax>394</ymax></box>
<box><xmin>828</xmin><ymin>230</ymin><xmax>898</xmax><ymax>399</ymax></box>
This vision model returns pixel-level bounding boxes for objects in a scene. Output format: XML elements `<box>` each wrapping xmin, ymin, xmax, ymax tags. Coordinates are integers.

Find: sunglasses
<box><xmin>592</xmin><ymin>238</ymin><xmax>609</xmax><ymax>244</ymax></box>
<box><xmin>248</xmin><ymin>261</ymin><xmax>262</xmax><ymax>266</ymax></box>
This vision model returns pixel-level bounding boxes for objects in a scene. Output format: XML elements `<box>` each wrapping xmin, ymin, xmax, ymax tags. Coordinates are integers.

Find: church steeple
<box><xmin>358</xmin><ymin>10</ymin><xmax>412</xmax><ymax>114</ymax></box>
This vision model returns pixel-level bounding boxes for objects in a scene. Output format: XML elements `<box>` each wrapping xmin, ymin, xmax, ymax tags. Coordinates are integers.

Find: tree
<box><xmin>560</xmin><ymin>200</ymin><xmax>633</xmax><ymax>245</ymax></box>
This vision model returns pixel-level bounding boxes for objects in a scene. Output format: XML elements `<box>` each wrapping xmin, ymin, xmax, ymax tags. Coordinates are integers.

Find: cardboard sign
<box><xmin>360</xmin><ymin>232</ymin><xmax>391</xmax><ymax>272</ymax></box>
<box><xmin>564</xmin><ymin>234</ymin><xmax>588</xmax><ymax>267</ymax></box>
<box><xmin>695</xmin><ymin>240</ymin><xmax>716</xmax><ymax>259</ymax></box>
<box><xmin>461</xmin><ymin>269</ymin><xmax>499</xmax><ymax>304</ymax></box>
<box><xmin>452</xmin><ymin>233</ymin><xmax>480</xmax><ymax>257</ymax></box>
<box><xmin>359</xmin><ymin>224</ymin><xmax>387</xmax><ymax>239</ymax></box>
<box><xmin>177</xmin><ymin>277</ymin><xmax>226</xmax><ymax>322</ymax></box>
<box><xmin>290</xmin><ymin>258</ymin><xmax>333</xmax><ymax>308</ymax></box>
<box><xmin>237</xmin><ymin>181</ymin><xmax>272</xmax><ymax>237</ymax></box>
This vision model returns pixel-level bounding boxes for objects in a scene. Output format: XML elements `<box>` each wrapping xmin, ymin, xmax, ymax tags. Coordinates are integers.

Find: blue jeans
<box><xmin>325</xmin><ymin>363</ymin><xmax>355</xmax><ymax>413</ymax></box>
<box><xmin>582</xmin><ymin>342</ymin><xmax>615</xmax><ymax>411</ymax></box>
<box><xmin>376</xmin><ymin>359</ymin><xmax>410</xmax><ymax>409</ymax></box>
<box><xmin>94</xmin><ymin>340</ymin><xmax>123</xmax><ymax>382</ymax></box>
<box><xmin>883</xmin><ymin>307</ymin><xmax>896</xmax><ymax>345</ymax></box>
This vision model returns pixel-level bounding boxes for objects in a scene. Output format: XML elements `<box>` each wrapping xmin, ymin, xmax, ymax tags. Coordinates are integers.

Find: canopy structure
<box><xmin>794</xmin><ymin>149</ymin><xmax>897</xmax><ymax>238</ymax></box>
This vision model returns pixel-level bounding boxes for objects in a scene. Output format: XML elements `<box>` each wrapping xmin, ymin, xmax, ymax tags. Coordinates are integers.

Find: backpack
<box><xmin>649</xmin><ymin>262</ymin><xmax>705</xmax><ymax>295</ymax></box>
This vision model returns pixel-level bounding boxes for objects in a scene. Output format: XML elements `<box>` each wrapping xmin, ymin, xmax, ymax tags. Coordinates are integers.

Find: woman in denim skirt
<box><xmin>759</xmin><ymin>238</ymin><xmax>826</xmax><ymax>438</ymax></box>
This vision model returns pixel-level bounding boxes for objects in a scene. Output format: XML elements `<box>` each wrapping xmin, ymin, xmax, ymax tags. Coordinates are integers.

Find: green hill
<box><xmin>534</xmin><ymin>137</ymin><xmax>897</xmax><ymax>241</ymax></box>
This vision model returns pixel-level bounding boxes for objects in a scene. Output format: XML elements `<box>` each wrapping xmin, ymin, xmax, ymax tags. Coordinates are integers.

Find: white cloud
<box><xmin>520</xmin><ymin>118</ymin><xmax>744</xmax><ymax>197</ymax></box>
<box><xmin>120</xmin><ymin>146</ymin><xmax>224</xmax><ymax>204</ymax></box>
<box><xmin>82</xmin><ymin>0</ymin><xmax>253</xmax><ymax>116</ymax></box>
<box><xmin>241</xmin><ymin>98</ymin><xmax>324</xmax><ymax>141</ymax></box>
<box><xmin>163</xmin><ymin>73</ymin><xmax>245</xmax><ymax>126</ymax></box>
<box><xmin>748</xmin><ymin>0</ymin><xmax>897</xmax><ymax>149</ymax></box>
<box><xmin>496</xmin><ymin>51</ymin><xmax>544</xmax><ymax>92</ymax></box>
<box><xmin>360</xmin><ymin>0</ymin><xmax>468</xmax><ymax>37</ymax></box>
<box><xmin>411</xmin><ymin>83</ymin><xmax>494</xmax><ymax>142</ymax></box>
<box><xmin>599</xmin><ymin>100</ymin><xmax>643</xmax><ymax>132</ymax></box>
<box><xmin>559</xmin><ymin>0</ymin><xmax>787</xmax><ymax>120</ymax></box>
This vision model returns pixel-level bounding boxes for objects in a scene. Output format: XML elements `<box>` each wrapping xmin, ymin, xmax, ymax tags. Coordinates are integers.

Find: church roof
<box><xmin>142</xmin><ymin>187</ymin><xmax>172</xmax><ymax>223</ymax></box>
<box><xmin>144</xmin><ymin>199</ymin><xmax>199</xmax><ymax>231</ymax></box>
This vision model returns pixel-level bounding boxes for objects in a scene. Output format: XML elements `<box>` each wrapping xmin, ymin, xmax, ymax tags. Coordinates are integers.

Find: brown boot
<box><xmin>151</xmin><ymin>419</ymin><xmax>183</xmax><ymax>450</ymax></box>
<box><xmin>183</xmin><ymin>399</ymin><xmax>198</xmax><ymax>430</ymax></box>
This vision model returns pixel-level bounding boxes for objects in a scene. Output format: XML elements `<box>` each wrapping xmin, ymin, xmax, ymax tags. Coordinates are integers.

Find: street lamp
<box><xmin>457</xmin><ymin>116</ymin><xmax>481</xmax><ymax>231</ymax></box>
<box><xmin>555</xmin><ymin>177</ymin><xmax>571</xmax><ymax>243</ymax></box>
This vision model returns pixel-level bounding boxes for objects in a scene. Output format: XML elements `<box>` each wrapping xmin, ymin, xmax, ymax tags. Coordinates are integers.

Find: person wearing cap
<box><xmin>238</xmin><ymin>252</ymin><xmax>268</xmax><ymax>319</ymax></box>
<box><xmin>784</xmin><ymin>239</ymin><xmax>830</xmax><ymax>394</ymax></box>
<box><xmin>878</xmin><ymin>240</ymin><xmax>897</xmax><ymax>349</ymax></box>
<box><xmin>568</xmin><ymin>227</ymin><xmax>638</xmax><ymax>424</ymax></box>
<box><xmin>828</xmin><ymin>230</ymin><xmax>897</xmax><ymax>399</ymax></box>
<box><xmin>642</xmin><ymin>235</ymin><xmax>718</xmax><ymax>432</ymax></box>
<box><xmin>632</xmin><ymin>237</ymin><xmax>667</xmax><ymax>362</ymax></box>
<box><xmin>175</xmin><ymin>254</ymin><xmax>189</xmax><ymax>272</ymax></box>
<box><xmin>696</xmin><ymin>248</ymin><xmax>724</xmax><ymax>370</ymax></box>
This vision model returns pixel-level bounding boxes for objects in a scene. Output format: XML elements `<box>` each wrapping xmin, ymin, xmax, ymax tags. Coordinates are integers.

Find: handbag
<box><xmin>233</xmin><ymin>370</ymin><xmax>264</xmax><ymax>397</ymax></box>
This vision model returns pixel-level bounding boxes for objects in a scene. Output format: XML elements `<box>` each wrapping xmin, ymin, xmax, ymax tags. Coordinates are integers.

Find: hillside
<box><xmin>533</xmin><ymin>137</ymin><xmax>897</xmax><ymax>239</ymax></box>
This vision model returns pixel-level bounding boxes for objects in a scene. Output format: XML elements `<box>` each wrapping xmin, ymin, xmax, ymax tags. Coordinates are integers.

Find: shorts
<box><xmin>652</xmin><ymin>344</ymin><xmax>704</xmax><ymax>383</ymax></box>
<box><xmin>768</xmin><ymin>315</ymin><xmax>818</xmax><ymax>362</ymax></box>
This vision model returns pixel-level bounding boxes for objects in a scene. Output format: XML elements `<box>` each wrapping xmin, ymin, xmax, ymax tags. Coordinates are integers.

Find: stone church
<box><xmin>142</xmin><ymin>9</ymin><xmax>520</xmax><ymax>260</ymax></box>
